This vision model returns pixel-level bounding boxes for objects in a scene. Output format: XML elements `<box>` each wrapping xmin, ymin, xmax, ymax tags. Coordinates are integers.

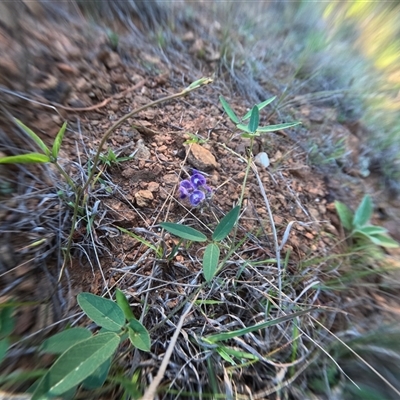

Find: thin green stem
<box><xmin>53</xmin><ymin>162</ymin><xmax>76</xmax><ymax>191</ymax></box>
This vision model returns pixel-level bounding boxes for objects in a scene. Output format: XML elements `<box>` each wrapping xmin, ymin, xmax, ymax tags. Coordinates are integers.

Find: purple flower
<box><xmin>191</xmin><ymin>173</ymin><xmax>206</xmax><ymax>188</ymax></box>
<box><xmin>179</xmin><ymin>179</ymin><xmax>193</xmax><ymax>199</ymax></box>
<box><xmin>178</xmin><ymin>170</ymin><xmax>212</xmax><ymax>207</ymax></box>
<box><xmin>190</xmin><ymin>190</ymin><xmax>205</xmax><ymax>206</ymax></box>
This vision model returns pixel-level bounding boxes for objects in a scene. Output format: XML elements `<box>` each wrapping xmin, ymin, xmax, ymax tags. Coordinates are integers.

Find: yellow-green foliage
<box><xmin>323</xmin><ymin>1</ymin><xmax>400</xmax><ymax>108</ymax></box>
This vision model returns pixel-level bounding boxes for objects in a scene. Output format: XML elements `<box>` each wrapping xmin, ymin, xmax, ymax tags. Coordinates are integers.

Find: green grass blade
<box><xmin>218</xmin><ymin>346</ymin><xmax>259</xmax><ymax>361</ymax></box>
<box><xmin>31</xmin><ymin>332</ymin><xmax>120</xmax><ymax>399</ymax></box>
<box><xmin>14</xmin><ymin>119</ymin><xmax>51</xmax><ymax>156</ymax></box>
<box><xmin>212</xmin><ymin>205</ymin><xmax>240</xmax><ymax>242</ymax></box>
<box><xmin>206</xmin><ymin>308</ymin><xmax>314</xmax><ymax>343</ymax></box>
<box><xmin>219</xmin><ymin>96</ymin><xmax>240</xmax><ymax>124</ymax></box>
<box><xmin>257</xmin><ymin>121</ymin><xmax>300</xmax><ymax>132</ymax></box>
<box><xmin>335</xmin><ymin>200</ymin><xmax>354</xmax><ymax>231</ymax></box>
<box><xmin>52</xmin><ymin>121</ymin><xmax>67</xmax><ymax>159</ymax></box>
<box><xmin>117</xmin><ymin>226</ymin><xmax>159</xmax><ymax>254</ymax></box>
<box><xmin>203</xmin><ymin>243</ymin><xmax>220</xmax><ymax>282</ymax></box>
<box><xmin>160</xmin><ymin>222</ymin><xmax>207</xmax><ymax>242</ymax></box>
<box><xmin>40</xmin><ymin>328</ymin><xmax>92</xmax><ymax>354</ymax></box>
<box><xmin>242</xmin><ymin>96</ymin><xmax>277</xmax><ymax>120</ymax></box>
<box><xmin>248</xmin><ymin>106</ymin><xmax>260</xmax><ymax>133</ymax></box>
<box><xmin>0</xmin><ymin>153</ymin><xmax>50</xmax><ymax>164</ymax></box>
<box><xmin>353</xmin><ymin>195</ymin><xmax>373</xmax><ymax>227</ymax></box>
<box><xmin>77</xmin><ymin>293</ymin><xmax>126</xmax><ymax>332</ymax></box>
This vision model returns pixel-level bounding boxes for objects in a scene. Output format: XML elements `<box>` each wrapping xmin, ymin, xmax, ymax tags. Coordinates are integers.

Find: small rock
<box><xmin>122</xmin><ymin>167</ymin><xmax>135</xmax><ymax>179</ymax></box>
<box><xmin>99</xmin><ymin>49</ymin><xmax>122</xmax><ymax>69</ymax></box>
<box><xmin>187</xmin><ymin>143</ymin><xmax>218</xmax><ymax>171</ymax></box>
<box><xmin>135</xmin><ymin>190</ymin><xmax>153</xmax><ymax>207</ymax></box>
<box><xmin>148</xmin><ymin>182</ymin><xmax>160</xmax><ymax>192</ymax></box>
<box><xmin>135</xmin><ymin>139</ymin><xmax>151</xmax><ymax>160</ymax></box>
<box><xmin>130</xmin><ymin>74</ymin><xmax>144</xmax><ymax>84</ymax></box>
<box><xmin>288</xmin><ymin>165</ymin><xmax>311</xmax><ymax>180</ymax></box>
<box><xmin>75</xmin><ymin>77</ymin><xmax>91</xmax><ymax>91</ymax></box>
<box><xmin>163</xmin><ymin>173</ymin><xmax>179</xmax><ymax>185</ymax></box>
<box><xmin>109</xmin><ymin>101</ymin><xmax>119</xmax><ymax>112</ymax></box>
<box><xmin>56</xmin><ymin>62</ymin><xmax>78</xmax><ymax>75</ymax></box>
<box><xmin>254</xmin><ymin>152</ymin><xmax>270</xmax><ymax>169</ymax></box>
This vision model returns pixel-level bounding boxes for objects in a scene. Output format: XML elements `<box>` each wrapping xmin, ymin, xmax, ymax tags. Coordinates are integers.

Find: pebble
<box><xmin>254</xmin><ymin>152</ymin><xmax>270</xmax><ymax>169</ymax></box>
<box><xmin>135</xmin><ymin>190</ymin><xmax>153</xmax><ymax>207</ymax></box>
<box><xmin>187</xmin><ymin>143</ymin><xmax>218</xmax><ymax>171</ymax></box>
<box><xmin>163</xmin><ymin>173</ymin><xmax>179</xmax><ymax>184</ymax></box>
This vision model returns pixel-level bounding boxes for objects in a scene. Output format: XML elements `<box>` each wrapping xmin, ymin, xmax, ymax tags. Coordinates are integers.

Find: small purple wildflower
<box><xmin>178</xmin><ymin>170</ymin><xmax>212</xmax><ymax>207</ymax></box>
<box><xmin>191</xmin><ymin>173</ymin><xmax>206</xmax><ymax>188</ymax></box>
<box><xmin>190</xmin><ymin>190</ymin><xmax>205</xmax><ymax>206</ymax></box>
<box><xmin>179</xmin><ymin>180</ymin><xmax>193</xmax><ymax>199</ymax></box>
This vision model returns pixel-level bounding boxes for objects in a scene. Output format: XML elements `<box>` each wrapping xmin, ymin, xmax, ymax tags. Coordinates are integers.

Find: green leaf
<box><xmin>248</xmin><ymin>106</ymin><xmax>259</xmax><ymax>133</ymax></box>
<box><xmin>31</xmin><ymin>332</ymin><xmax>120</xmax><ymax>399</ymax></box>
<box><xmin>128</xmin><ymin>320</ymin><xmax>151</xmax><ymax>352</ymax></box>
<box><xmin>353</xmin><ymin>195</ymin><xmax>373</xmax><ymax>227</ymax></box>
<box><xmin>212</xmin><ymin>205</ymin><xmax>240</xmax><ymax>241</ymax></box>
<box><xmin>242</xmin><ymin>96</ymin><xmax>276</xmax><ymax>120</ymax></box>
<box><xmin>0</xmin><ymin>305</ymin><xmax>14</xmax><ymax>337</ymax></box>
<box><xmin>0</xmin><ymin>338</ymin><xmax>9</xmax><ymax>365</ymax></box>
<box><xmin>115</xmin><ymin>289</ymin><xmax>135</xmax><ymax>321</ymax></box>
<box><xmin>203</xmin><ymin>243</ymin><xmax>220</xmax><ymax>282</ymax></box>
<box><xmin>219</xmin><ymin>96</ymin><xmax>240</xmax><ymax>124</ymax></box>
<box><xmin>334</xmin><ymin>201</ymin><xmax>353</xmax><ymax>231</ymax></box>
<box><xmin>40</xmin><ymin>328</ymin><xmax>92</xmax><ymax>354</ymax></box>
<box><xmin>14</xmin><ymin>119</ymin><xmax>51</xmax><ymax>156</ymax></box>
<box><xmin>216</xmin><ymin>347</ymin><xmax>235</xmax><ymax>365</ymax></box>
<box><xmin>215</xmin><ymin>345</ymin><xmax>259</xmax><ymax>364</ymax></box>
<box><xmin>52</xmin><ymin>121</ymin><xmax>67</xmax><ymax>159</ymax></box>
<box><xmin>77</xmin><ymin>293</ymin><xmax>126</xmax><ymax>332</ymax></box>
<box><xmin>236</xmin><ymin>123</ymin><xmax>251</xmax><ymax>133</ymax></box>
<box><xmin>368</xmin><ymin>233</ymin><xmax>399</xmax><ymax>248</ymax></box>
<box><xmin>160</xmin><ymin>222</ymin><xmax>207</xmax><ymax>242</ymax></box>
<box><xmin>206</xmin><ymin>308</ymin><xmax>313</xmax><ymax>343</ymax></box>
<box><xmin>0</xmin><ymin>153</ymin><xmax>50</xmax><ymax>164</ymax></box>
<box><xmin>355</xmin><ymin>225</ymin><xmax>388</xmax><ymax>236</ymax></box>
<box><xmin>240</xmin><ymin>132</ymin><xmax>259</xmax><ymax>138</ymax></box>
<box><xmin>257</xmin><ymin>121</ymin><xmax>300</xmax><ymax>132</ymax></box>
<box><xmin>81</xmin><ymin>358</ymin><xmax>111</xmax><ymax>390</ymax></box>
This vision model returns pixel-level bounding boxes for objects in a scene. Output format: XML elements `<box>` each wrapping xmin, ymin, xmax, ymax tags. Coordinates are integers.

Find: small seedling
<box><xmin>335</xmin><ymin>194</ymin><xmax>399</xmax><ymax>248</ymax></box>
<box><xmin>0</xmin><ymin>120</ymin><xmax>74</xmax><ymax>189</ymax></box>
<box><xmin>30</xmin><ymin>290</ymin><xmax>150</xmax><ymax>399</ymax></box>
<box><xmin>161</xmin><ymin>205</ymin><xmax>240</xmax><ymax>282</ymax></box>
<box><xmin>98</xmin><ymin>148</ymin><xmax>135</xmax><ymax>167</ymax></box>
<box><xmin>219</xmin><ymin>95</ymin><xmax>300</xmax><ymax>139</ymax></box>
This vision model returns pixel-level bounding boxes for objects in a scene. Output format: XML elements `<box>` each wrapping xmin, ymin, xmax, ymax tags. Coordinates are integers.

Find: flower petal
<box><xmin>179</xmin><ymin>186</ymin><xmax>189</xmax><ymax>199</ymax></box>
<box><xmin>190</xmin><ymin>190</ymin><xmax>205</xmax><ymax>207</ymax></box>
<box><xmin>180</xmin><ymin>179</ymin><xmax>194</xmax><ymax>190</ymax></box>
<box><xmin>191</xmin><ymin>173</ymin><xmax>206</xmax><ymax>188</ymax></box>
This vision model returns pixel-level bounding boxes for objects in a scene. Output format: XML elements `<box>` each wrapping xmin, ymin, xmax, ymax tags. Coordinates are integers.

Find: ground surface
<box><xmin>1</xmin><ymin>2</ymin><xmax>400</xmax><ymax>399</ymax></box>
